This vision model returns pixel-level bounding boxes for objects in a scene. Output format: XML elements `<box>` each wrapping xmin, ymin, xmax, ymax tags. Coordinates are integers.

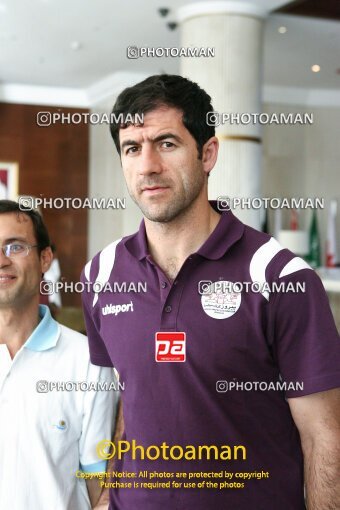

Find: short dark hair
<box><xmin>0</xmin><ymin>200</ymin><xmax>51</xmax><ymax>254</ymax></box>
<box><xmin>110</xmin><ymin>74</ymin><xmax>215</xmax><ymax>159</ymax></box>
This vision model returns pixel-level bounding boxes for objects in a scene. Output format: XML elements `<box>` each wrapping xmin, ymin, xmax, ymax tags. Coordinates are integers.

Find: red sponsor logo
<box><xmin>155</xmin><ymin>332</ymin><xmax>186</xmax><ymax>362</ymax></box>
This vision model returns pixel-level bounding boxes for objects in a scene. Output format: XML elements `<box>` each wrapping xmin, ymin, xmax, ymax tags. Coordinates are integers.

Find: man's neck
<box><xmin>0</xmin><ymin>300</ymin><xmax>41</xmax><ymax>358</ymax></box>
<box><xmin>145</xmin><ymin>199</ymin><xmax>221</xmax><ymax>281</ymax></box>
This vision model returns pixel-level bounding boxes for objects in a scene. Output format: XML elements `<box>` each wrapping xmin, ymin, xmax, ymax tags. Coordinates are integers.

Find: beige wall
<box><xmin>263</xmin><ymin>103</ymin><xmax>340</xmax><ymax>263</ymax></box>
<box><xmin>88</xmin><ymin>96</ymin><xmax>142</xmax><ymax>259</ymax></box>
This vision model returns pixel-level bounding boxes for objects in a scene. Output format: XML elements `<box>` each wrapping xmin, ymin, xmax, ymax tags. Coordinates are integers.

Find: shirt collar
<box><xmin>124</xmin><ymin>200</ymin><xmax>245</xmax><ymax>261</ymax></box>
<box><xmin>25</xmin><ymin>305</ymin><xmax>61</xmax><ymax>352</ymax></box>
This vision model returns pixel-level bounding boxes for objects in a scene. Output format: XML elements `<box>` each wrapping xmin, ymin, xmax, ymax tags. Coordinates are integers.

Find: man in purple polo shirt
<box><xmin>81</xmin><ymin>74</ymin><xmax>340</xmax><ymax>510</ymax></box>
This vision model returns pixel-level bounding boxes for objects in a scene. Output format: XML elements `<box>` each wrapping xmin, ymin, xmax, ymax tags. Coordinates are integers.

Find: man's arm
<box><xmin>79</xmin><ymin>364</ymin><xmax>119</xmax><ymax>509</ymax></box>
<box><xmin>84</xmin><ymin>400</ymin><xmax>122</xmax><ymax>509</ymax></box>
<box><xmin>93</xmin><ymin>399</ymin><xmax>125</xmax><ymax>509</ymax></box>
<box><xmin>288</xmin><ymin>388</ymin><xmax>340</xmax><ymax>510</ymax></box>
<box><xmin>86</xmin><ymin>478</ymin><xmax>103</xmax><ymax>508</ymax></box>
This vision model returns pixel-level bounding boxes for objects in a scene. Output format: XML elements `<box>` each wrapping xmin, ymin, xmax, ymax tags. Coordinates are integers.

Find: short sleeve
<box><xmin>269</xmin><ymin>268</ymin><xmax>340</xmax><ymax>398</ymax></box>
<box><xmin>79</xmin><ymin>363</ymin><xmax>119</xmax><ymax>473</ymax></box>
<box><xmin>81</xmin><ymin>268</ymin><xmax>113</xmax><ymax>367</ymax></box>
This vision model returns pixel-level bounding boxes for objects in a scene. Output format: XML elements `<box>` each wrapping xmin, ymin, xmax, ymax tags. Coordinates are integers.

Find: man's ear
<box><xmin>40</xmin><ymin>246</ymin><xmax>53</xmax><ymax>274</ymax></box>
<box><xmin>202</xmin><ymin>136</ymin><xmax>219</xmax><ymax>177</ymax></box>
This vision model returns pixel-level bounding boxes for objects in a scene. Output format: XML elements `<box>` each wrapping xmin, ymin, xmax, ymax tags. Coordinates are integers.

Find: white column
<box><xmin>88</xmin><ymin>73</ymin><xmax>146</xmax><ymax>258</ymax></box>
<box><xmin>178</xmin><ymin>1</ymin><xmax>267</xmax><ymax>228</ymax></box>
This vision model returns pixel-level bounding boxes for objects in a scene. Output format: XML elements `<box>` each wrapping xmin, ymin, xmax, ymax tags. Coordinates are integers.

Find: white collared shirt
<box><xmin>0</xmin><ymin>305</ymin><xmax>118</xmax><ymax>510</ymax></box>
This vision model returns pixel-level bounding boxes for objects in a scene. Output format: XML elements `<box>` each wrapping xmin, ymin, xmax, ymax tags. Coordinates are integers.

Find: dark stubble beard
<box><xmin>128</xmin><ymin>166</ymin><xmax>206</xmax><ymax>223</ymax></box>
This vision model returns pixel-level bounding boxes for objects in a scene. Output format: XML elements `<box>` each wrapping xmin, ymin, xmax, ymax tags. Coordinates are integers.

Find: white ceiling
<box><xmin>0</xmin><ymin>0</ymin><xmax>339</xmax><ymax>104</ymax></box>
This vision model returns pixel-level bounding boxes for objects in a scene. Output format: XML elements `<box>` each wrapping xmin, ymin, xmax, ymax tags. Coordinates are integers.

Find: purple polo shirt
<box><xmin>81</xmin><ymin>203</ymin><xmax>340</xmax><ymax>510</ymax></box>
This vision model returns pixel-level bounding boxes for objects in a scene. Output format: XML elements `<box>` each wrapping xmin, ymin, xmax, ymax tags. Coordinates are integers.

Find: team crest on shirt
<box><xmin>200</xmin><ymin>280</ymin><xmax>241</xmax><ymax>319</ymax></box>
<box><xmin>54</xmin><ymin>419</ymin><xmax>67</xmax><ymax>431</ymax></box>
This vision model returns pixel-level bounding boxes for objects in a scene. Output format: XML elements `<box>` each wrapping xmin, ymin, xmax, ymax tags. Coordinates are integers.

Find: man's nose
<box><xmin>138</xmin><ymin>147</ymin><xmax>163</xmax><ymax>176</ymax></box>
<box><xmin>0</xmin><ymin>248</ymin><xmax>12</xmax><ymax>268</ymax></box>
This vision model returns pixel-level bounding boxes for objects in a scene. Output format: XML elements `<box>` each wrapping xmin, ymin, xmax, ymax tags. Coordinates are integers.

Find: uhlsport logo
<box><xmin>102</xmin><ymin>301</ymin><xmax>134</xmax><ymax>316</ymax></box>
<box><xmin>155</xmin><ymin>332</ymin><xmax>186</xmax><ymax>362</ymax></box>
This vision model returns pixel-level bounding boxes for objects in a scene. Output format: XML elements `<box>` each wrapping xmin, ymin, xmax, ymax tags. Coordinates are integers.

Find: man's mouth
<box><xmin>141</xmin><ymin>185</ymin><xmax>169</xmax><ymax>193</ymax></box>
<box><xmin>0</xmin><ymin>275</ymin><xmax>16</xmax><ymax>283</ymax></box>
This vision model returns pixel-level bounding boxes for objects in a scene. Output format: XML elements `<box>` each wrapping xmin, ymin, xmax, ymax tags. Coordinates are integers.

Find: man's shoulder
<box><xmin>240</xmin><ymin>224</ymin><xmax>313</xmax><ymax>288</ymax></box>
<box><xmin>234</xmin><ymin>222</ymin><xmax>280</xmax><ymax>265</ymax></box>
<box><xmin>57</xmin><ymin>324</ymin><xmax>88</xmax><ymax>357</ymax></box>
<box><xmin>81</xmin><ymin>231</ymin><xmax>138</xmax><ymax>283</ymax></box>
<box><xmin>242</xmin><ymin>223</ymin><xmax>272</xmax><ymax>247</ymax></box>
<box><xmin>58</xmin><ymin>323</ymin><xmax>87</xmax><ymax>343</ymax></box>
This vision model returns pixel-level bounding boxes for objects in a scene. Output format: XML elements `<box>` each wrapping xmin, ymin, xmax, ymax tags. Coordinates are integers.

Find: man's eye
<box><xmin>9</xmin><ymin>244</ymin><xmax>25</xmax><ymax>253</ymax></box>
<box><xmin>161</xmin><ymin>141</ymin><xmax>175</xmax><ymax>148</ymax></box>
<box><xmin>126</xmin><ymin>146</ymin><xmax>139</xmax><ymax>155</ymax></box>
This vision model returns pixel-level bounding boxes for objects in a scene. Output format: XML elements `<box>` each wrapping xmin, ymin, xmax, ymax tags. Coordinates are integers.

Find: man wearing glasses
<box><xmin>0</xmin><ymin>200</ymin><xmax>118</xmax><ymax>510</ymax></box>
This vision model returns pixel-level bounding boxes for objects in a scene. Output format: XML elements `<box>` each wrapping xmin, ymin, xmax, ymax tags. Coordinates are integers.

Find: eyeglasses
<box><xmin>0</xmin><ymin>242</ymin><xmax>39</xmax><ymax>258</ymax></box>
